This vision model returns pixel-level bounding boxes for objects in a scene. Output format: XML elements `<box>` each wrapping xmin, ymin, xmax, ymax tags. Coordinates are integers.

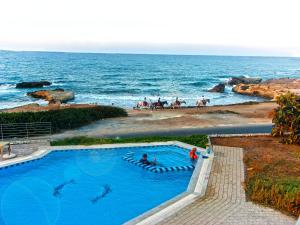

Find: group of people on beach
<box><xmin>137</xmin><ymin>96</ymin><xmax>209</xmax><ymax>109</ymax></box>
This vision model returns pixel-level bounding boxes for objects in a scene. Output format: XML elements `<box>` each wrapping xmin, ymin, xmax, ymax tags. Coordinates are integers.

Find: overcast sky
<box><xmin>0</xmin><ymin>0</ymin><xmax>300</xmax><ymax>56</ymax></box>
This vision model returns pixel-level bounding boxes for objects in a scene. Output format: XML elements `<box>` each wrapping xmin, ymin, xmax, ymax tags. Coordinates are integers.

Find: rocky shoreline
<box><xmin>27</xmin><ymin>89</ymin><xmax>75</xmax><ymax>104</ymax></box>
<box><xmin>232</xmin><ymin>78</ymin><xmax>300</xmax><ymax>100</ymax></box>
<box><xmin>207</xmin><ymin>77</ymin><xmax>300</xmax><ymax>100</ymax></box>
<box><xmin>14</xmin><ymin>81</ymin><xmax>75</xmax><ymax>104</ymax></box>
<box><xmin>9</xmin><ymin>77</ymin><xmax>300</xmax><ymax>109</ymax></box>
<box><xmin>16</xmin><ymin>81</ymin><xmax>52</xmax><ymax>88</ymax></box>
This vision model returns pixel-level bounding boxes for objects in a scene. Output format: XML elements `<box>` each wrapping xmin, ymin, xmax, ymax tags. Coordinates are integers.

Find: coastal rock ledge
<box><xmin>232</xmin><ymin>78</ymin><xmax>300</xmax><ymax>100</ymax></box>
<box><xmin>27</xmin><ymin>89</ymin><xmax>75</xmax><ymax>104</ymax></box>
<box><xmin>208</xmin><ymin>83</ymin><xmax>225</xmax><ymax>92</ymax></box>
<box><xmin>228</xmin><ymin>76</ymin><xmax>262</xmax><ymax>85</ymax></box>
<box><xmin>16</xmin><ymin>81</ymin><xmax>52</xmax><ymax>88</ymax></box>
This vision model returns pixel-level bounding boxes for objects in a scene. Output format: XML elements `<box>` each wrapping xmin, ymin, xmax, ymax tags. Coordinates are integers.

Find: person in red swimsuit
<box><xmin>189</xmin><ymin>148</ymin><xmax>198</xmax><ymax>161</ymax></box>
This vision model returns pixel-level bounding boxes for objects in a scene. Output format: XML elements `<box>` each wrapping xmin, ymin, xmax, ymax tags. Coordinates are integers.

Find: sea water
<box><xmin>0</xmin><ymin>50</ymin><xmax>300</xmax><ymax>109</ymax></box>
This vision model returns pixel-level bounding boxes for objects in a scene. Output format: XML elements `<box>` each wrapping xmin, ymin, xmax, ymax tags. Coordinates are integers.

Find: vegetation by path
<box><xmin>0</xmin><ymin>105</ymin><xmax>127</xmax><ymax>134</ymax></box>
<box><xmin>50</xmin><ymin>134</ymin><xmax>208</xmax><ymax>148</ymax></box>
<box><xmin>211</xmin><ymin>136</ymin><xmax>300</xmax><ymax>217</ymax></box>
<box><xmin>272</xmin><ymin>92</ymin><xmax>300</xmax><ymax>144</ymax></box>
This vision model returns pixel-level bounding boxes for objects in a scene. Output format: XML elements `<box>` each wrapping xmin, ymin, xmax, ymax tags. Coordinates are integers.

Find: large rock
<box><xmin>27</xmin><ymin>89</ymin><xmax>75</xmax><ymax>104</ymax></box>
<box><xmin>228</xmin><ymin>76</ymin><xmax>262</xmax><ymax>85</ymax></box>
<box><xmin>208</xmin><ymin>83</ymin><xmax>225</xmax><ymax>93</ymax></box>
<box><xmin>16</xmin><ymin>81</ymin><xmax>52</xmax><ymax>88</ymax></box>
<box><xmin>232</xmin><ymin>78</ymin><xmax>300</xmax><ymax>100</ymax></box>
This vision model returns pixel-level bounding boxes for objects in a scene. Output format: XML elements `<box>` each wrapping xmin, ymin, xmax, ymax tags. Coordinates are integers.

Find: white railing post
<box><xmin>26</xmin><ymin>123</ymin><xmax>29</xmax><ymax>140</ymax></box>
<box><xmin>0</xmin><ymin>122</ymin><xmax>51</xmax><ymax>141</ymax></box>
<box><xmin>0</xmin><ymin>124</ymin><xmax>3</xmax><ymax>141</ymax></box>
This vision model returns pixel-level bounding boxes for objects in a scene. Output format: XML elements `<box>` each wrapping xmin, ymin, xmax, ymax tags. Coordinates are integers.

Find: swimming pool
<box><xmin>0</xmin><ymin>144</ymin><xmax>198</xmax><ymax>225</ymax></box>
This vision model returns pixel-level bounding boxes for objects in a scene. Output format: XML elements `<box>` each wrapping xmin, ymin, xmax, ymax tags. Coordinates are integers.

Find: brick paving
<box><xmin>0</xmin><ymin>140</ymin><xmax>50</xmax><ymax>161</ymax></box>
<box><xmin>158</xmin><ymin>145</ymin><xmax>296</xmax><ymax>225</ymax></box>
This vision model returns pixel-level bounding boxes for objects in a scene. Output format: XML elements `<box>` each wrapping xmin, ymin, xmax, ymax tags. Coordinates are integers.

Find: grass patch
<box><xmin>0</xmin><ymin>105</ymin><xmax>127</xmax><ymax>134</ymax></box>
<box><xmin>51</xmin><ymin>134</ymin><xmax>209</xmax><ymax>148</ymax></box>
<box><xmin>246</xmin><ymin>175</ymin><xmax>300</xmax><ymax>217</ymax></box>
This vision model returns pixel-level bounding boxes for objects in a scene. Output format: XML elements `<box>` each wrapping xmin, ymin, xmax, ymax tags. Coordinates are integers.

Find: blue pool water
<box><xmin>1</xmin><ymin>51</ymin><xmax>300</xmax><ymax>109</ymax></box>
<box><xmin>0</xmin><ymin>146</ymin><xmax>193</xmax><ymax>225</ymax></box>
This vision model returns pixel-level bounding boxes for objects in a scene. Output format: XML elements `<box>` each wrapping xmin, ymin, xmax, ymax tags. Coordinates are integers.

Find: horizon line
<box><xmin>0</xmin><ymin>48</ymin><xmax>299</xmax><ymax>59</ymax></box>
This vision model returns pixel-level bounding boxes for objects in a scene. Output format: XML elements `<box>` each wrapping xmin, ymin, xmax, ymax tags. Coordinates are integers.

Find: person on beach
<box><xmin>196</xmin><ymin>95</ymin><xmax>208</xmax><ymax>107</ymax></box>
<box><xmin>175</xmin><ymin>97</ymin><xmax>180</xmax><ymax>105</ymax></box>
<box><xmin>157</xmin><ymin>97</ymin><xmax>162</xmax><ymax>107</ymax></box>
<box><xmin>189</xmin><ymin>148</ymin><xmax>198</xmax><ymax>161</ymax></box>
<box><xmin>143</xmin><ymin>97</ymin><xmax>148</xmax><ymax>106</ymax></box>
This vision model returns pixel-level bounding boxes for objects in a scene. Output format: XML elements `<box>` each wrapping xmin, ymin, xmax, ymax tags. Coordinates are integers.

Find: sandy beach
<box><xmin>50</xmin><ymin>101</ymin><xmax>276</xmax><ymax>138</ymax></box>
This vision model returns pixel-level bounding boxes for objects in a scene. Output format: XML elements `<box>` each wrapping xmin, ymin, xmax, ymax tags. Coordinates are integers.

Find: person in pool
<box><xmin>189</xmin><ymin>148</ymin><xmax>198</xmax><ymax>161</ymax></box>
<box><xmin>140</xmin><ymin>153</ymin><xmax>157</xmax><ymax>165</ymax></box>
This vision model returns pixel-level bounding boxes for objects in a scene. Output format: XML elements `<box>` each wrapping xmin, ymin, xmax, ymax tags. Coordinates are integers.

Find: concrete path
<box><xmin>0</xmin><ymin>140</ymin><xmax>50</xmax><ymax>161</ymax></box>
<box><xmin>52</xmin><ymin>124</ymin><xmax>273</xmax><ymax>140</ymax></box>
<box><xmin>104</xmin><ymin>124</ymin><xmax>272</xmax><ymax>138</ymax></box>
<box><xmin>157</xmin><ymin>145</ymin><xmax>296</xmax><ymax>225</ymax></box>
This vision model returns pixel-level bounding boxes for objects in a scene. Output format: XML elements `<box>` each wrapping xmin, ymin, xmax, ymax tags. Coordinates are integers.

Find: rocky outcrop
<box><xmin>228</xmin><ymin>76</ymin><xmax>262</xmax><ymax>85</ymax></box>
<box><xmin>208</xmin><ymin>83</ymin><xmax>225</xmax><ymax>93</ymax></box>
<box><xmin>27</xmin><ymin>89</ymin><xmax>75</xmax><ymax>104</ymax></box>
<box><xmin>232</xmin><ymin>78</ymin><xmax>300</xmax><ymax>100</ymax></box>
<box><xmin>16</xmin><ymin>81</ymin><xmax>52</xmax><ymax>88</ymax></box>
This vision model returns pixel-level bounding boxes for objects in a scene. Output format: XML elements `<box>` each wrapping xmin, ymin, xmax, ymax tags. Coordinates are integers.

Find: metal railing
<box><xmin>0</xmin><ymin>122</ymin><xmax>51</xmax><ymax>141</ymax></box>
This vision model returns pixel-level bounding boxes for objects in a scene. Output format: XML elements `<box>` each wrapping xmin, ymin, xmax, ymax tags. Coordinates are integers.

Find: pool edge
<box><xmin>124</xmin><ymin>141</ymin><xmax>214</xmax><ymax>225</ymax></box>
<box><xmin>0</xmin><ymin>141</ymin><xmax>213</xmax><ymax>225</ymax></box>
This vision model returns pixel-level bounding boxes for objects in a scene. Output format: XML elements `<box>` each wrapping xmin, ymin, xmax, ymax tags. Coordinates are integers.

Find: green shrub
<box><xmin>246</xmin><ymin>175</ymin><xmax>300</xmax><ymax>217</ymax></box>
<box><xmin>272</xmin><ymin>92</ymin><xmax>300</xmax><ymax>144</ymax></box>
<box><xmin>0</xmin><ymin>106</ymin><xmax>127</xmax><ymax>134</ymax></box>
<box><xmin>51</xmin><ymin>134</ymin><xmax>209</xmax><ymax>148</ymax></box>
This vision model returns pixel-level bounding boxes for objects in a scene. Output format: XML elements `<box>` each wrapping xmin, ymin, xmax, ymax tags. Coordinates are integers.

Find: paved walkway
<box><xmin>53</xmin><ymin>124</ymin><xmax>272</xmax><ymax>139</ymax></box>
<box><xmin>158</xmin><ymin>145</ymin><xmax>296</xmax><ymax>225</ymax></box>
<box><xmin>0</xmin><ymin>140</ymin><xmax>50</xmax><ymax>162</ymax></box>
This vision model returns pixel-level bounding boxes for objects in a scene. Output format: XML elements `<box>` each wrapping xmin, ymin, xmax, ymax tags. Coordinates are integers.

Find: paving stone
<box><xmin>0</xmin><ymin>141</ymin><xmax>50</xmax><ymax>161</ymax></box>
<box><xmin>157</xmin><ymin>145</ymin><xmax>296</xmax><ymax>225</ymax></box>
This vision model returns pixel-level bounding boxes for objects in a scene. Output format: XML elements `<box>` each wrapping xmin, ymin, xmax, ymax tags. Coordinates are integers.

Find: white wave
<box><xmin>0</xmin><ymin>89</ymin><xmax>264</xmax><ymax>110</ymax></box>
<box><xmin>0</xmin><ymin>84</ymin><xmax>18</xmax><ymax>94</ymax></box>
<box><xmin>287</xmin><ymin>68</ymin><xmax>300</xmax><ymax>71</ymax></box>
<box><xmin>222</xmin><ymin>78</ymin><xmax>230</xmax><ymax>83</ymax></box>
<box><xmin>51</xmin><ymin>82</ymin><xmax>65</xmax><ymax>87</ymax></box>
<box><xmin>0</xmin><ymin>99</ymin><xmax>48</xmax><ymax>110</ymax></box>
<box><xmin>0</xmin><ymin>84</ymin><xmax>16</xmax><ymax>89</ymax></box>
<box><xmin>72</xmin><ymin>92</ymin><xmax>263</xmax><ymax>108</ymax></box>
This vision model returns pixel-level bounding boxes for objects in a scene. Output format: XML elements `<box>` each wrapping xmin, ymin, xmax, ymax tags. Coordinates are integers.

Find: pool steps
<box><xmin>122</xmin><ymin>152</ymin><xmax>195</xmax><ymax>173</ymax></box>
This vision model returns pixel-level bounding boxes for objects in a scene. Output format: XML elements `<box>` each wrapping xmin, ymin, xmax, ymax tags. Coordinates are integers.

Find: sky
<box><xmin>0</xmin><ymin>0</ymin><xmax>300</xmax><ymax>56</ymax></box>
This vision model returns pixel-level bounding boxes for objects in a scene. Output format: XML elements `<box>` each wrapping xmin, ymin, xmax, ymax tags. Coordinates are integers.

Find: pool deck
<box><xmin>0</xmin><ymin>140</ymin><xmax>49</xmax><ymax>162</ymax></box>
<box><xmin>156</xmin><ymin>145</ymin><xmax>296</xmax><ymax>225</ymax></box>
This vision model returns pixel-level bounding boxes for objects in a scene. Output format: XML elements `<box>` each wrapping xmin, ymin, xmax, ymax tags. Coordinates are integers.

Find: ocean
<box><xmin>0</xmin><ymin>51</ymin><xmax>300</xmax><ymax>109</ymax></box>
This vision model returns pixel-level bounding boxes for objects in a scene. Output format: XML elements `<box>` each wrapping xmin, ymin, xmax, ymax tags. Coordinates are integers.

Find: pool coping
<box><xmin>0</xmin><ymin>141</ymin><xmax>214</xmax><ymax>225</ymax></box>
<box><xmin>124</xmin><ymin>141</ymin><xmax>214</xmax><ymax>225</ymax></box>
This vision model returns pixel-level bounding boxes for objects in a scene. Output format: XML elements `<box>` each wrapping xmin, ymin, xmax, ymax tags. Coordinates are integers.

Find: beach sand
<box><xmin>51</xmin><ymin>101</ymin><xmax>276</xmax><ymax>138</ymax></box>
